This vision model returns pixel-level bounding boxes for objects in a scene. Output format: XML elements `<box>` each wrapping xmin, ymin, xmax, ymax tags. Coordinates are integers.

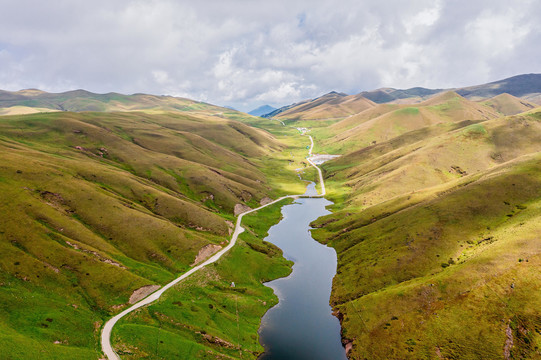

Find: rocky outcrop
<box><xmin>191</xmin><ymin>244</ymin><xmax>222</xmax><ymax>266</ymax></box>
<box><xmin>225</xmin><ymin>220</ymin><xmax>234</xmax><ymax>235</ymax></box>
<box><xmin>260</xmin><ymin>196</ymin><xmax>273</xmax><ymax>206</ymax></box>
<box><xmin>234</xmin><ymin>203</ymin><xmax>252</xmax><ymax>215</ymax></box>
<box><xmin>129</xmin><ymin>285</ymin><xmax>160</xmax><ymax>304</ymax></box>
<box><xmin>65</xmin><ymin>241</ymin><xmax>125</xmax><ymax>268</ymax></box>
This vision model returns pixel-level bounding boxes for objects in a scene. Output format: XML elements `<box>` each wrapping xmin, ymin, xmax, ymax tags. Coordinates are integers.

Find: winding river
<box><xmin>258</xmin><ymin>182</ymin><xmax>347</xmax><ymax>360</ymax></box>
<box><xmin>101</xmin><ymin>135</ymin><xmax>343</xmax><ymax>360</ymax></box>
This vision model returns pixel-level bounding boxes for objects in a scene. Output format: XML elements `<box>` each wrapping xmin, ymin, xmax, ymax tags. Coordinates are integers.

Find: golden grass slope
<box><xmin>273</xmin><ymin>92</ymin><xmax>376</xmax><ymax>121</ymax></box>
<box><xmin>319</xmin><ymin>92</ymin><xmax>501</xmax><ymax>153</ymax></box>
<box><xmin>324</xmin><ymin>111</ymin><xmax>541</xmax><ymax>209</ymax></box>
<box><xmin>0</xmin><ymin>106</ymin><xmax>60</xmax><ymax>116</ymax></box>
<box><xmin>312</xmin><ymin>107</ymin><xmax>541</xmax><ymax>359</ymax></box>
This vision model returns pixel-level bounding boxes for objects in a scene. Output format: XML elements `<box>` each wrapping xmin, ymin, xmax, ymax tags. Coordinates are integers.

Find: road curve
<box><xmin>101</xmin><ymin>135</ymin><xmax>324</xmax><ymax>359</ymax></box>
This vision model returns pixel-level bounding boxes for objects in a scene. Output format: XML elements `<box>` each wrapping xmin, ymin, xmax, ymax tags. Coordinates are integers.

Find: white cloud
<box><xmin>467</xmin><ymin>10</ymin><xmax>530</xmax><ymax>57</ymax></box>
<box><xmin>404</xmin><ymin>1</ymin><xmax>442</xmax><ymax>35</ymax></box>
<box><xmin>0</xmin><ymin>0</ymin><xmax>540</xmax><ymax>111</ymax></box>
<box><xmin>152</xmin><ymin>70</ymin><xmax>170</xmax><ymax>85</ymax></box>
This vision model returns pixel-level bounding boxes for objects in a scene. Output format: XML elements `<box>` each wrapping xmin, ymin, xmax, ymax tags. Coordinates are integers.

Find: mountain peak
<box><xmin>421</xmin><ymin>90</ymin><xmax>462</xmax><ymax>106</ymax></box>
<box><xmin>322</xmin><ymin>91</ymin><xmax>348</xmax><ymax>97</ymax></box>
<box><xmin>248</xmin><ymin>104</ymin><xmax>277</xmax><ymax>117</ymax></box>
<box><xmin>16</xmin><ymin>89</ymin><xmax>46</xmax><ymax>97</ymax></box>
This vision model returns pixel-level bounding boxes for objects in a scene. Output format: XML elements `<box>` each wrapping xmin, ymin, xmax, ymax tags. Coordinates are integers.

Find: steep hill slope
<box><xmin>267</xmin><ymin>92</ymin><xmax>375</xmax><ymax>121</ymax></box>
<box><xmin>0</xmin><ymin>110</ymin><xmax>306</xmax><ymax>358</ymax></box>
<box><xmin>0</xmin><ymin>106</ymin><xmax>61</xmax><ymax>116</ymax></box>
<box><xmin>358</xmin><ymin>74</ymin><xmax>541</xmax><ymax>105</ymax></box>
<box><xmin>248</xmin><ymin>105</ymin><xmax>277</xmax><ymax>117</ymax></box>
<box><xmin>311</xmin><ymin>107</ymin><xmax>541</xmax><ymax>359</ymax></box>
<box><xmin>457</xmin><ymin>73</ymin><xmax>541</xmax><ymax>101</ymax></box>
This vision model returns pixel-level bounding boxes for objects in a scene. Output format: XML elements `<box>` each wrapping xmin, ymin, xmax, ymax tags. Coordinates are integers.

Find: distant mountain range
<box><xmin>0</xmin><ymin>88</ymin><xmax>233</xmax><ymax>115</ymax></box>
<box><xmin>263</xmin><ymin>91</ymin><xmax>375</xmax><ymax>120</ymax></box>
<box><xmin>360</xmin><ymin>73</ymin><xmax>541</xmax><ymax>104</ymax></box>
<box><xmin>264</xmin><ymin>73</ymin><xmax>541</xmax><ymax>120</ymax></box>
<box><xmin>2</xmin><ymin>74</ymin><xmax>540</xmax><ymax>120</ymax></box>
<box><xmin>248</xmin><ymin>105</ymin><xmax>276</xmax><ymax>117</ymax></box>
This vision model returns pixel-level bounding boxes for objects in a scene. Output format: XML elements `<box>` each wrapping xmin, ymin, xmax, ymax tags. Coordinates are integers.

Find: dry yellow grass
<box><xmin>275</xmin><ymin>92</ymin><xmax>376</xmax><ymax>121</ymax></box>
<box><xmin>321</xmin><ymin>92</ymin><xmax>501</xmax><ymax>153</ymax></box>
<box><xmin>0</xmin><ymin>106</ymin><xmax>60</xmax><ymax>116</ymax></box>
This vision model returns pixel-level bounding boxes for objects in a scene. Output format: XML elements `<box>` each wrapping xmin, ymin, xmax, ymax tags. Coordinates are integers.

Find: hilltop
<box><xmin>482</xmin><ymin>92</ymin><xmax>538</xmax><ymax>115</ymax></box>
<box><xmin>248</xmin><ymin>105</ymin><xmax>277</xmax><ymax>117</ymax></box>
<box><xmin>315</xmin><ymin>91</ymin><xmax>500</xmax><ymax>154</ymax></box>
<box><xmin>359</xmin><ymin>86</ymin><xmax>443</xmax><ymax>104</ymax></box>
<box><xmin>360</xmin><ymin>74</ymin><xmax>541</xmax><ymax>105</ymax></box>
<box><xmin>457</xmin><ymin>73</ymin><xmax>541</xmax><ymax>101</ymax></box>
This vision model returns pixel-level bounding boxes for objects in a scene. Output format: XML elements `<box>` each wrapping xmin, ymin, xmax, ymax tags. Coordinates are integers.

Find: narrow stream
<box><xmin>258</xmin><ymin>182</ymin><xmax>347</xmax><ymax>360</ymax></box>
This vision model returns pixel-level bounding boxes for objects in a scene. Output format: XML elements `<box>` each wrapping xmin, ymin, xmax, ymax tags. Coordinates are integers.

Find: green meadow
<box><xmin>112</xmin><ymin>199</ymin><xmax>294</xmax><ymax>359</ymax></box>
<box><xmin>0</xmin><ymin>109</ymin><xmax>310</xmax><ymax>358</ymax></box>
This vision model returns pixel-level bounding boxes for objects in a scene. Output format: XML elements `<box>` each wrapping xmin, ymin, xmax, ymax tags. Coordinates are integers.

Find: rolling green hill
<box><xmin>0</xmin><ymin>110</ymin><xmax>309</xmax><ymax>358</ymax></box>
<box><xmin>0</xmin><ymin>89</ymin><xmax>247</xmax><ymax>117</ymax></box>
<box><xmin>358</xmin><ymin>74</ymin><xmax>541</xmax><ymax>105</ymax></box>
<box><xmin>309</xmin><ymin>102</ymin><xmax>541</xmax><ymax>359</ymax></box>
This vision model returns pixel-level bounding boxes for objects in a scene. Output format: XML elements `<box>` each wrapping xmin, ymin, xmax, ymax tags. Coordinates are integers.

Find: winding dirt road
<box><xmin>101</xmin><ymin>135</ymin><xmax>325</xmax><ymax>360</ymax></box>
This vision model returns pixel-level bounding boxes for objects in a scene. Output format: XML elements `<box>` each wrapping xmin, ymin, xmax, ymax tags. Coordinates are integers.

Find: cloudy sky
<box><xmin>1</xmin><ymin>0</ymin><xmax>540</xmax><ymax>111</ymax></box>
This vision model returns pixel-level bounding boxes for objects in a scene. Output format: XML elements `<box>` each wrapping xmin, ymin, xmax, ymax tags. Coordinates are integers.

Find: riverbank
<box><xmin>258</xmin><ymin>184</ymin><xmax>346</xmax><ymax>360</ymax></box>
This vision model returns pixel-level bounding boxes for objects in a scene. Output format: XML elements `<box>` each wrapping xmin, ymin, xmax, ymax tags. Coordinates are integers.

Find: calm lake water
<box><xmin>258</xmin><ymin>183</ymin><xmax>347</xmax><ymax>360</ymax></box>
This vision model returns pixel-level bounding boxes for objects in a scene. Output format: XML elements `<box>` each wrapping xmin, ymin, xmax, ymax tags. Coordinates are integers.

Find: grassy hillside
<box><xmin>0</xmin><ymin>89</ymin><xmax>250</xmax><ymax>118</ymax></box>
<box><xmin>322</xmin><ymin>111</ymin><xmax>541</xmax><ymax>209</ymax></box>
<box><xmin>310</xmin><ymin>107</ymin><xmax>541</xmax><ymax>359</ymax></box>
<box><xmin>112</xmin><ymin>199</ymin><xmax>295</xmax><ymax>359</ymax></box>
<box><xmin>0</xmin><ymin>110</ymin><xmax>309</xmax><ymax>358</ymax></box>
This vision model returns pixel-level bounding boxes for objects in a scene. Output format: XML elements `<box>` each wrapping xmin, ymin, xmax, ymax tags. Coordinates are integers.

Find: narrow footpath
<box><xmin>101</xmin><ymin>135</ymin><xmax>325</xmax><ymax>360</ymax></box>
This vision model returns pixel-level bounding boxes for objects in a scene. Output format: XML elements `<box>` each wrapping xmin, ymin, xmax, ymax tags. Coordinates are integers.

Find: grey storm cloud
<box><xmin>1</xmin><ymin>0</ymin><xmax>540</xmax><ymax>111</ymax></box>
